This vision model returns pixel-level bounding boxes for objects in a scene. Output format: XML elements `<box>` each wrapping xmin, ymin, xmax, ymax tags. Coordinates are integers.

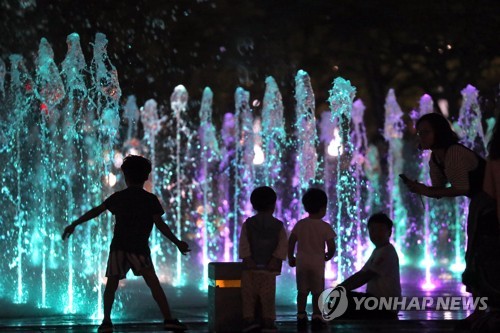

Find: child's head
<box><xmin>302</xmin><ymin>188</ymin><xmax>327</xmax><ymax>217</ymax></box>
<box><xmin>121</xmin><ymin>155</ymin><xmax>152</xmax><ymax>185</ymax></box>
<box><xmin>250</xmin><ymin>186</ymin><xmax>277</xmax><ymax>212</ymax></box>
<box><xmin>367</xmin><ymin>212</ymin><xmax>393</xmax><ymax>247</ymax></box>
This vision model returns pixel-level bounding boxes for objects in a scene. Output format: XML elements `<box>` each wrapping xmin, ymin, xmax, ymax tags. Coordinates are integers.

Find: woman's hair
<box><xmin>416</xmin><ymin>113</ymin><xmax>459</xmax><ymax>149</ymax></box>
<box><xmin>488</xmin><ymin>113</ymin><xmax>500</xmax><ymax>160</ymax></box>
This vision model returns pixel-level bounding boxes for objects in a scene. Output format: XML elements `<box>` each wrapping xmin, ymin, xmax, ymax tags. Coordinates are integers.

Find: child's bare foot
<box><xmin>242</xmin><ymin>317</ymin><xmax>260</xmax><ymax>333</ymax></box>
<box><xmin>164</xmin><ymin>318</ymin><xmax>187</xmax><ymax>331</ymax></box>
<box><xmin>97</xmin><ymin>320</ymin><xmax>113</xmax><ymax>333</ymax></box>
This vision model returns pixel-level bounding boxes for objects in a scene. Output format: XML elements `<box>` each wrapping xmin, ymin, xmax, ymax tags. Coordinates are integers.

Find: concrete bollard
<box><xmin>208</xmin><ymin>262</ymin><xmax>243</xmax><ymax>332</ymax></box>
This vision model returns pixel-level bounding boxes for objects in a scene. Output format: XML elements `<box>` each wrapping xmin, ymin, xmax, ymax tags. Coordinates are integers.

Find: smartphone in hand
<box><xmin>399</xmin><ymin>174</ymin><xmax>410</xmax><ymax>184</ymax></box>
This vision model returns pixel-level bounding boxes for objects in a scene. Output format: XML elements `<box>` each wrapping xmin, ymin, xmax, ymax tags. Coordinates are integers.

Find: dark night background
<box><xmin>1</xmin><ymin>0</ymin><xmax>499</xmax><ymax>141</ymax></box>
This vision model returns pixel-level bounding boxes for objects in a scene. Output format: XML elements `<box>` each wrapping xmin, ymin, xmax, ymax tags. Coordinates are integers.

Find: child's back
<box><xmin>239</xmin><ymin>186</ymin><xmax>287</xmax><ymax>333</ymax></box>
<box><xmin>242</xmin><ymin>213</ymin><xmax>284</xmax><ymax>271</ymax></box>
<box><xmin>105</xmin><ymin>186</ymin><xmax>163</xmax><ymax>255</ymax></box>
<box><xmin>288</xmin><ymin>188</ymin><xmax>335</xmax><ymax>330</ymax></box>
<box><xmin>293</xmin><ymin>217</ymin><xmax>335</xmax><ymax>266</ymax></box>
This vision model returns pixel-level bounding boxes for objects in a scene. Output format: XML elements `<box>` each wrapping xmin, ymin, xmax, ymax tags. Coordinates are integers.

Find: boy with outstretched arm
<box><xmin>62</xmin><ymin>155</ymin><xmax>190</xmax><ymax>332</ymax></box>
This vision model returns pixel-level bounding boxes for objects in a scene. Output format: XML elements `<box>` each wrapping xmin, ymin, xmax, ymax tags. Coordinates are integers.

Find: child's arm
<box><xmin>238</xmin><ymin>222</ymin><xmax>257</xmax><ymax>269</ymax></box>
<box><xmin>325</xmin><ymin>238</ymin><xmax>336</xmax><ymax>261</ymax></box>
<box><xmin>267</xmin><ymin>226</ymin><xmax>288</xmax><ymax>271</ymax></box>
<box><xmin>272</xmin><ymin>226</ymin><xmax>288</xmax><ymax>260</ymax></box>
<box><xmin>288</xmin><ymin>233</ymin><xmax>297</xmax><ymax>267</ymax></box>
<box><xmin>62</xmin><ymin>204</ymin><xmax>107</xmax><ymax>240</ymax></box>
<box><xmin>153</xmin><ymin>215</ymin><xmax>190</xmax><ymax>255</ymax></box>
<box><xmin>338</xmin><ymin>270</ymin><xmax>377</xmax><ymax>291</ymax></box>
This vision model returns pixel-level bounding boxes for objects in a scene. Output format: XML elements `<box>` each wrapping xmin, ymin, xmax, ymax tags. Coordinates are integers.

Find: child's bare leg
<box><xmin>241</xmin><ymin>271</ymin><xmax>257</xmax><ymax>321</ymax></box>
<box><xmin>103</xmin><ymin>276</ymin><xmax>120</xmax><ymax>322</ymax></box>
<box><xmin>297</xmin><ymin>291</ymin><xmax>308</xmax><ymax>313</ymax></box>
<box><xmin>312</xmin><ymin>293</ymin><xmax>321</xmax><ymax>315</ymax></box>
<box><xmin>142</xmin><ymin>269</ymin><xmax>172</xmax><ymax>319</ymax></box>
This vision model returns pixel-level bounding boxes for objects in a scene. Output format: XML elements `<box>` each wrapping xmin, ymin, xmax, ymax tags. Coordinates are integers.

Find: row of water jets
<box><xmin>0</xmin><ymin>32</ymin><xmax>494</xmax><ymax>315</ymax></box>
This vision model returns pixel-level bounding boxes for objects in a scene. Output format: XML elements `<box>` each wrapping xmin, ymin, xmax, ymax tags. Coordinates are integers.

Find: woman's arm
<box><xmin>408</xmin><ymin>146</ymin><xmax>476</xmax><ymax>198</ymax></box>
<box><xmin>406</xmin><ymin>181</ymin><xmax>468</xmax><ymax>198</ymax></box>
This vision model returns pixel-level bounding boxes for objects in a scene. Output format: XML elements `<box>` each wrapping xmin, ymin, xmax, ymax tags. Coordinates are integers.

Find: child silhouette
<box><xmin>62</xmin><ymin>155</ymin><xmax>190</xmax><ymax>332</ymax></box>
<box><xmin>288</xmin><ymin>188</ymin><xmax>336</xmax><ymax>330</ymax></box>
<box><xmin>239</xmin><ymin>186</ymin><xmax>287</xmax><ymax>333</ymax></box>
<box><xmin>337</xmin><ymin>212</ymin><xmax>401</xmax><ymax>319</ymax></box>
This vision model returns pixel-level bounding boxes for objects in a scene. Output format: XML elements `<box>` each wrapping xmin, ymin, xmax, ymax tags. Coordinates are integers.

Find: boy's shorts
<box><xmin>105</xmin><ymin>250</ymin><xmax>154</xmax><ymax>279</ymax></box>
<box><xmin>296</xmin><ymin>265</ymin><xmax>325</xmax><ymax>295</ymax></box>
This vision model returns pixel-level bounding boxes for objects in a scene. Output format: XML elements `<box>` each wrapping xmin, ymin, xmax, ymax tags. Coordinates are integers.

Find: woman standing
<box><xmin>468</xmin><ymin>113</ymin><xmax>500</xmax><ymax>333</ymax></box>
<box><xmin>479</xmin><ymin>113</ymin><xmax>500</xmax><ymax>305</ymax></box>
<box><xmin>404</xmin><ymin>113</ymin><xmax>499</xmax><ymax>324</ymax></box>
<box><xmin>484</xmin><ymin>113</ymin><xmax>500</xmax><ymax>225</ymax></box>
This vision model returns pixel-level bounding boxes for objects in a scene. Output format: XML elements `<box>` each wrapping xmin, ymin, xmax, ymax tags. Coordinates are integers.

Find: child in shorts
<box><xmin>288</xmin><ymin>188</ymin><xmax>336</xmax><ymax>330</ymax></box>
<box><xmin>62</xmin><ymin>155</ymin><xmax>190</xmax><ymax>332</ymax></box>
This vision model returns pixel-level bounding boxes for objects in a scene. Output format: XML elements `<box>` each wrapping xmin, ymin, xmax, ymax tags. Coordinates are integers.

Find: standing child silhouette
<box><xmin>288</xmin><ymin>188</ymin><xmax>336</xmax><ymax>330</ymax></box>
<box><xmin>62</xmin><ymin>155</ymin><xmax>190</xmax><ymax>333</ymax></box>
<box><xmin>239</xmin><ymin>186</ymin><xmax>288</xmax><ymax>333</ymax></box>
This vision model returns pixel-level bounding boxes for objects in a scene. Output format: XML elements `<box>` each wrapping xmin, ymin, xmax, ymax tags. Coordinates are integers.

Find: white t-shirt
<box><xmin>291</xmin><ymin>218</ymin><xmax>336</xmax><ymax>268</ymax></box>
<box><xmin>361</xmin><ymin>243</ymin><xmax>401</xmax><ymax>298</ymax></box>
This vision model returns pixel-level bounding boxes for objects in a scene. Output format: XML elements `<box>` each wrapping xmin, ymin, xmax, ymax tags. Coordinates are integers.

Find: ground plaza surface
<box><xmin>0</xmin><ymin>272</ymin><xmax>477</xmax><ymax>333</ymax></box>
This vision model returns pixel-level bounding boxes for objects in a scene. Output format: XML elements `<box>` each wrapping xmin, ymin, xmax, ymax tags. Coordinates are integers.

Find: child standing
<box><xmin>288</xmin><ymin>188</ymin><xmax>336</xmax><ymax>330</ymax></box>
<box><xmin>62</xmin><ymin>155</ymin><xmax>190</xmax><ymax>333</ymax></box>
<box><xmin>239</xmin><ymin>186</ymin><xmax>287</xmax><ymax>333</ymax></box>
<box><xmin>337</xmin><ymin>212</ymin><xmax>401</xmax><ymax>319</ymax></box>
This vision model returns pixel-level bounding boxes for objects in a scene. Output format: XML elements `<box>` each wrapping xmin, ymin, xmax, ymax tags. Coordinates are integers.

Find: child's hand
<box><xmin>243</xmin><ymin>257</ymin><xmax>257</xmax><ymax>269</ymax></box>
<box><xmin>176</xmin><ymin>241</ymin><xmax>191</xmax><ymax>255</ymax></box>
<box><xmin>288</xmin><ymin>256</ymin><xmax>296</xmax><ymax>267</ymax></box>
<box><xmin>266</xmin><ymin>257</ymin><xmax>282</xmax><ymax>272</ymax></box>
<box><xmin>62</xmin><ymin>224</ymin><xmax>76</xmax><ymax>240</ymax></box>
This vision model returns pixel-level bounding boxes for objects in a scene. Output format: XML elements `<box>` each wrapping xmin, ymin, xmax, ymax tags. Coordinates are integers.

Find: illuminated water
<box><xmin>139</xmin><ymin>97</ymin><xmax>164</xmax><ymax>278</ymax></box>
<box><xmin>384</xmin><ymin>89</ymin><xmax>409</xmax><ymax>265</ymax></box>
<box><xmin>258</xmin><ymin>76</ymin><xmax>286</xmax><ymax>218</ymax></box>
<box><xmin>0</xmin><ymin>34</ymin><xmax>491</xmax><ymax>316</ymax></box>
<box><xmin>1</xmin><ymin>33</ymin><xmax>120</xmax><ymax>315</ymax></box>
<box><xmin>293</xmin><ymin>70</ymin><xmax>318</xmax><ymax>224</ymax></box>
<box><xmin>196</xmin><ymin>87</ymin><xmax>219</xmax><ymax>289</ymax></box>
<box><xmin>328</xmin><ymin>77</ymin><xmax>358</xmax><ymax>281</ymax></box>
<box><xmin>414</xmin><ymin>94</ymin><xmax>438</xmax><ymax>290</ymax></box>
<box><xmin>351</xmin><ymin>99</ymin><xmax>370</xmax><ymax>271</ymax></box>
